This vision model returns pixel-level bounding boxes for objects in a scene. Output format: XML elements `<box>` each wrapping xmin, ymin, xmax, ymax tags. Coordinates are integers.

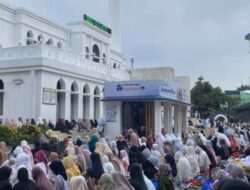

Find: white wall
<box><xmin>1</xmin><ymin>71</ymin><xmax>33</xmax><ymax>121</ymax></box>
<box><xmin>131</xmin><ymin>67</ymin><xmax>175</xmax><ymax>81</ymax></box>
<box><xmin>103</xmin><ymin>101</ymin><xmax>122</xmax><ymax>138</ymax></box>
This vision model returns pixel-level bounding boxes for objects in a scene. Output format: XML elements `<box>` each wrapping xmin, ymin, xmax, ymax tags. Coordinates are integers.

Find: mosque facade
<box><xmin>0</xmin><ymin>1</ymin><xmax>190</xmax><ymax>137</ymax></box>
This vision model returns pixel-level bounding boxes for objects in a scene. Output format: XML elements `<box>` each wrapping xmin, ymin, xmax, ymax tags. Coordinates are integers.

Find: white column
<box><xmin>65</xmin><ymin>92</ymin><xmax>71</xmax><ymax>120</ymax></box>
<box><xmin>174</xmin><ymin>105</ymin><xmax>179</xmax><ymax>135</ymax></box>
<box><xmin>78</xmin><ymin>94</ymin><xmax>83</xmax><ymax>119</ymax></box>
<box><xmin>100</xmin><ymin>100</ymin><xmax>104</xmax><ymax>118</ymax></box>
<box><xmin>30</xmin><ymin>70</ymin><xmax>36</xmax><ymax>119</ymax></box>
<box><xmin>89</xmin><ymin>95</ymin><xmax>94</xmax><ymax>119</ymax></box>
<box><xmin>177</xmin><ymin>106</ymin><xmax>182</xmax><ymax>135</ymax></box>
<box><xmin>164</xmin><ymin>102</ymin><xmax>172</xmax><ymax>134</ymax></box>
<box><xmin>154</xmin><ymin>101</ymin><xmax>162</xmax><ymax>137</ymax></box>
<box><xmin>181</xmin><ymin>106</ymin><xmax>187</xmax><ymax>137</ymax></box>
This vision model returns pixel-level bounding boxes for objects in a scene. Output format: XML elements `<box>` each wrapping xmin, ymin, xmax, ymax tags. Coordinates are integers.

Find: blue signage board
<box><xmin>103</xmin><ymin>80</ymin><xmax>189</xmax><ymax>104</ymax></box>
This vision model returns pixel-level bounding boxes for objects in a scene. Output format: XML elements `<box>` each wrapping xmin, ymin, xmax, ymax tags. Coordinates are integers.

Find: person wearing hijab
<box><xmin>164</xmin><ymin>145</ymin><xmax>177</xmax><ymax>178</ymax></box>
<box><xmin>0</xmin><ymin>166</ymin><xmax>12</xmax><ymax>190</ymax></box>
<box><xmin>102</xmin><ymin>155</ymin><xmax>116</xmax><ymax>174</ymax></box>
<box><xmin>129</xmin><ymin>163</ymin><xmax>148</xmax><ymax>190</ymax></box>
<box><xmin>49</xmin><ymin>160</ymin><xmax>68</xmax><ymax>190</ymax></box>
<box><xmin>88</xmin><ymin>135</ymin><xmax>99</xmax><ymax>153</ymax></box>
<box><xmin>152</xmin><ymin>144</ymin><xmax>162</xmax><ymax>163</ymax></box>
<box><xmin>49</xmin><ymin>152</ymin><xmax>59</xmax><ymax>162</ymax></box>
<box><xmin>157</xmin><ymin>164</ymin><xmax>175</xmax><ymax>190</ymax></box>
<box><xmin>112</xmin><ymin>172</ymin><xmax>135</xmax><ymax>190</ymax></box>
<box><xmin>69</xmin><ymin>176</ymin><xmax>88</xmax><ymax>190</ymax></box>
<box><xmin>13</xmin><ymin>146</ymin><xmax>23</xmax><ymax>157</ymax></box>
<box><xmin>185</xmin><ymin>146</ymin><xmax>200</xmax><ymax>178</ymax></box>
<box><xmin>75</xmin><ymin>146</ymin><xmax>87</xmax><ymax>173</ymax></box>
<box><xmin>110</xmin><ymin>141</ymin><xmax>119</xmax><ymax>157</ymax></box>
<box><xmin>55</xmin><ymin>119</ymin><xmax>70</xmax><ymax>133</ymax></box>
<box><xmin>109</xmin><ymin>153</ymin><xmax>126</xmax><ymax>175</ymax></box>
<box><xmin>100</xmin><ymin>173</ymin><xmax>116</xmax><ymax>190</ymax></box>
<box><xmin>90</xmin><ymin>152</ymin><xmax>104</xmax><ymax>179</ymax></box>
<box><xmin>35</xmin><ymin>149</ymin><xmax>49</xmax><ymax>174</ymax></box>
<box><xmin>83</xmin><ymin>148</ymin><xmax>92</xmax><ymax>169</ymax></box>
<box><xmin>218</xmin><ymin>179</ymin><xmax>250</xmax><ymax>190</ymax></box>
<box><xmin>120</xmin><ymin>150</ymin><xmax>129</xmax><ymax>175</ymax></box>
<box><xmin>128</xmin><ymin>129</ymin><xmax>140</xmax><ymax>148</ymax></box>
<box><xmin>1</xmin><ymin>158</ymin><xmax>16</xmax><ymax>171</ymax></box>
<box><xmin>86</xmin><ymin>168</ymin><xmax>99</xmax><ymax>190</ymax></box>
<box><xmin>231</xmin><ymin>165</ymin><xmax>249</xmax><ymax>184</ymax></box>
<box><xmin>92</xmin><ymin>128</ymin><xmax>100</xmax><ymax>138</ymax></box>
<box><xmin>117</xmin><ymin>135</ymin><xmax>129</xmax><ymax>155</ymax></box>
<box><xmin>218</xmin><ymin>139</ymin><xmax>231</xmax><ymax>160</ymax></box>
<box><xmin>142</xmin><ymin>157</ymin><xmax>158</xmax><ymax>180</ymax></box>
<box><xmin>195</xmin><ymin>146</ymin><xmax>211</xmax><ymax>173</ymax></box>
<box><xmin>176</xmin><ymin>154</ymin><xmax>192</xmax><ymax>185</ymax></box>
<box><xmin>225</xmin><ymin>162</ymin><xmax>234</xmax><ymax>176</ymax></box>
<box><xmin>95</xmin><ymin>142</ymin><xmax>105</xmax><ymax>158</ymax></box>
<box><xmin>11</xmin><ymin>153</ymin><xmax>32</xmax><ymax>185</ymax></box>
<box><xmin>32</xmin><ymin>166</ymin><xmax>54</xmax><ymax>190</ymax></box>
<box><xmin>13</xmin><ymin>167</ymin><xmax>36</xmax><ymax>190</ymax></box>
<box><xmin>62</xmin><ymin>156</ymin><xmax>81</xmax><ymax>179</ymax></box>
<box><xmin>0</xmin><ymin>141</ymin><xmax>8</xmax><ymax>165</ymax></box>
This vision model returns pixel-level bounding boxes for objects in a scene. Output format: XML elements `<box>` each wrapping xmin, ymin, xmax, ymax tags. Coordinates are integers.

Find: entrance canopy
<box><xmin>102</xmin><ymin>80</ymin><xmax>190</xmax><ymax>105</ymax></box>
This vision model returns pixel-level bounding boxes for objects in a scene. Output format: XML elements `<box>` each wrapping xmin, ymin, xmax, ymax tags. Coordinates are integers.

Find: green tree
<box><xmin>191</xmin><ymin>76</ymin><xmax>227</xmax><ymax>118</ymax></box>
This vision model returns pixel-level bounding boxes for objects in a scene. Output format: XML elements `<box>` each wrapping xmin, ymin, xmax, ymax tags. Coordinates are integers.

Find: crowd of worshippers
<box><xmin>0</xmin><ymin>123</ymin><xmax>250</xmax><ymax>190</ymax></box>
<box><xmin>1</xmin><ymin>117</ymin><xmax>105</xmax><ymax>134</ymax></box>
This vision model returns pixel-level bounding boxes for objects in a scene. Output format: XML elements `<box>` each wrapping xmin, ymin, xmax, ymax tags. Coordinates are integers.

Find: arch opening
<box><xmin>92</xmin><ymin>44</ymin><xmax>100</xmax><ymax>63</ymax></box>
<box><xmin>56</xmin><ymin>79</ymin><xmax>66</xmax><ymax>120</ymax></box>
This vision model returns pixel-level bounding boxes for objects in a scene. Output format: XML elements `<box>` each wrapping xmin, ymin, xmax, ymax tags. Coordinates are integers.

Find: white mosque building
<box><xmin>0</xmin><ymin>1</ymin><xmax>191</xmax><ymax>137</ymax></box>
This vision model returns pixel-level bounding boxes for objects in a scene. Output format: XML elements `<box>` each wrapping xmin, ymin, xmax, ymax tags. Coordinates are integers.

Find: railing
<box><xmin>0</xmin><ymin>44</ymin><xmax>130</xmax><ymax>79</ymax></box>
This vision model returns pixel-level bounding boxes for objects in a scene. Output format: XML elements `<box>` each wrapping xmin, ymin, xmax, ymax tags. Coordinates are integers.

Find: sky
<box><xmin>4</xmin><ymin>0</ymin><xmax>250</xmax><ymax>90</ymax></box>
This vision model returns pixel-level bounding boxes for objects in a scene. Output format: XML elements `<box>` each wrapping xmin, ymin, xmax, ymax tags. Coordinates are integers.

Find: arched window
<box><xmin>57</xmin><ymin>42</ymin><xmax>62</xmax><ymax>48</ymax></box>
<box><xmin>56</xmin><ymin>79</ymin><xmax>66</xmax><ymax>90</ymax></box>
<box><xmin>26</xmin><ymin>30</ymin><xmax>34</xmax><ymax>45</ymax></box>
<box><xmin>71</xmin><ymin>81</ymin><xmax>79</xmax><ymax>92</ymax></box>
<box><xmin>83</xmin><ymin>84</ymin><xmax>90</xmax><ymax>94</ymax></box>
<box><xmin>70</xmin><ymin>82</ymin><xmax>79</xmax><ymax>120</ymax></box>
<box><xmin>94</xmin><ymin>86</ymin><xmax>100</xmax><ymax>96</ymax></box>
<box><xmin>27</xmin><ymin>30</ymin><xmax>33</xmax><ymax>38</ymax></box>
<box><xmin>38</xmin><ymin>34</ymin><xmax>44</xmax><ymax>43</ymax></box>
<box><xmin>113</xmin><ymin>63</ymin><xmax>117</xmax><ymax>69</ymax></box>
<box><xmin>46</xmin><ymin>38</ymin><xmax>53</xmax><ymax>46</ymax></box>
<box><xmin>56</xmin><ymin>79</ymin><xmax>66</xmax><ymax>120</ymax></box>
<box><xmin>102</xmin><ymin>53</ymin><xmax>106</xmax><ymax>64</ymax></box>
<box><xmin>0</xmin><ymin>80</ymin><xmax>4</xmax><ymax>90</ymax></box>
<box><xmin>92</xmin><ymin>44</ymin><xmax>100</xmax><ymax>63</ymax></box>
<box><xmin>85</xmin><ymin>47</ymin><xmax>90</xmax><ymax>59</ymax></box>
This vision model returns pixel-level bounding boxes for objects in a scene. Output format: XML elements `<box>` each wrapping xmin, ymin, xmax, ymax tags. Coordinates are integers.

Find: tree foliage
<box><xmin>191</xmin><ymin>76</ymin><xmax>227</xmax><ymax>118</ymax></box>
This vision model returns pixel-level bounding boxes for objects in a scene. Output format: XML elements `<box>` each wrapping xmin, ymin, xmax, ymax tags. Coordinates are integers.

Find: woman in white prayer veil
<box><xmin>195</xmin><ymin>146</ymin><xmax>211</xmax><ymax>173</ymax></box>
<box><xmin>198</xmin><ymin>132</ymin><xmax>207</xmax><ymax>145</ymax></box>
<box><xmin>102</xmin><ymin>155</ymin><xmax>116</xmax><ymax>174</ymax></box>
<box><xmin>186</xmin><ymin>146</ymin><xmax>200</xmax><ymax>178</ymax></box>
<box><xmin>176</xmin><ymin>154</ymin><xmax>192</xmax><ymax>185</ymax></box>
<box><xmin>174</xmin><ymin>151</ymin><xmax>182</xmax><ymax>162</ymax></box>
<box><xmin>186</xmin><ymin>138</ymin><xmax>195</xmax><ymax>147</ymax></box>
<box><xmin>155</xmin><ymin>134</ymin><xmax>165</xmax><ymax>155</ymax></box>
<box><xmin>152</xmin><ymin>143</ymin><xmax>163</xmax><ymax>165</ymax></box>
<box><xmin>13</xmin><ymin>146</ymin><xmax>23</xmax><ymax>157</ymax></box>
<box><xmin>11</xmin><ymin>153</ymin><xmax>33</xmax><ymax>185</ymax></box>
